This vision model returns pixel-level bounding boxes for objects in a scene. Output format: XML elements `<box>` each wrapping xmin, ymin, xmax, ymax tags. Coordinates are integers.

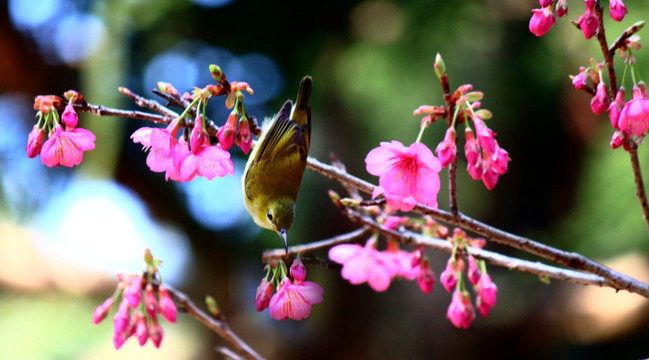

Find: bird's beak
<box><xmin>278</xmin><ymin>229</ymin><xmax>288</xmax><ymax>254</ymax></box>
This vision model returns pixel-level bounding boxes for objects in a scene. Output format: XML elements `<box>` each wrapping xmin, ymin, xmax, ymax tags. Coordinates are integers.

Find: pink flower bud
<box><xmin>440</xmin><ymin>258</ymin><xmax>458</xmax><ymax>293</ymax></box>
<box><xmin>290</xmin><ymin>258</ymin><xmax>307</xmax><ymax>283</ymax></box>
<box><xmin>571</xmin><ymin>69</ymin><xmax>587</xmax><ymax>90</ymax></box>
<box><xmin>539</xmin><ymin>0</ymin><xmax>552</xmax><ymax>7</ymax></box>
<box><xmin>62</xmin><ymin>103</ymin><xmax>78</xmax><ymax>129</ymax></box>
<box><xmin>93</xmin><ymin>297</ymin><xmax>114</xmax><ymax>325</ymax></box>
<box><xmin>473</xmin><ymin>118</ymin><xmax>496</xmax><ymax>154</ymax></box>
<box><xmin>577</xmin><ymin>8</ymin><xmax>599</xmax><ymax>40</ymax></box>
<box><xmin>144</xmin><ymin>284</ymin><xmax>157</xmax><ymax>319</ymax></box>
<box><xmin>237</xmin><ymin>117</ymin><xmax>252</xmax><ymax>155</ymax></box>
<box><xmin>467</xmin><ymin>156</ymin><xmax>484</xmax><ymax>180</ymax></box>
<box><xmin>135</xmin><ymin>312</ymin><xmax>148</xmax><ymax>346</ymax></box>
<box><xmin>591</xmin><ymin>82</ymin><xmax>610</xmax><ymax>115</ymax></box>
<box><xmin>477</xmin><ymin>273</ymin><xmax>498</xmax><ymax>317</ymax></box>
<box><xmin>113</xmin><ymin>300</ymin><xmax>130</xmax><ymax>336</ymax></box>
<box><xmin>158</xmin><ymin>285</ymin><xmax>177</xmax><ymax>323</ymax></box>
<box><xmin>555</xmin><ymin>0</ymin><xmax>568</xmax><ymax>17</ymax></box>
<box><xmin>124</xmin><ymin>276</ymin><xmax>142</xmax><ymax>308</ymax></box>
<box><xmin>113</xmin><ymin>332</ymin><xmax>127</xmax><ymax>350</ymax></box>
<box><xmin>217</xmin><ymin>111</ymin><xmax>238</xmax><ymax>150</ymax></box>
<box><xmin>417</xmin><ymin>262</ymin><xmax>435</xmax><ymax>294</ymax></box>
<box><xmin>609</xmin><ymin>0</ymin><xmax>627</xmax><ymax>22</ymax></box>
<box><xmin>255</xmin><ymin>278</ymin><xmax>275</xmax><ymax>311</ymax></box>
<box><xmin>447</xmin><ymin>290</ymin><xmax>476</xmax><ymax>329</ymax></box>
<box><xmin>149</xmin><ymin>316</ymin><xmax>164</xmax><ymax>348</ymax></box>
<box><xmin>467</xmin><ymin>256</ymin><xmax>481</xmax><ymax>286</ymax></box>
<box><xmin>609</xmin><ymin>87</ymin><xmax>626</xmax><ymax>129</ymax></box>
<box><xmin>610</xmin><ymin>130</ymin><xmax>627</xmax><ymax>149</ymax></box>
<box><xmin>411</xmin><ymin>245</ymin><xmax>425</xmax><ymax>268</ymax></box>
<box><xmin>190</xmin><ymin>116</ymin><xmax>208</xmax><ymax>154</ymax></box>
<box><xmin>26</xmin><ymin>125</ymin><xmax>46</xmax><ymax>158</ymax></box>
<box><xmin>435</xmin><ymin>127</ymin><xmax>457</xmax><ymax>168</ymax></box>
<box><xmin>464</xmin><ymin>128</ymin><xmax>480</xmax><ymax>166</ymax></box>
<box><xmin>529</xmin><ymin>7</ymin><xmax>556</xmax><ymax>37</ymax></box>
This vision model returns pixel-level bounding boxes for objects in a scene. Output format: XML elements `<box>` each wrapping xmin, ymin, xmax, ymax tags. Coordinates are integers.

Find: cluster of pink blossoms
<box><xmin>27</xmin><ymin>93</ymin><xmax>96</xmax><ymax>167</ymax></box>
<box><xmin>255</xmin><ymin>258</ymin><xmax>324</xmax><ymax>321</ymax></box>
<box><xmin>529</xmin><ymin>0</ymin><xmax>627</xmax><ymax>38</ymax></box>
<box><xmin>414</xmin><ymin>84</ymin><xmax>509</xmax><ymax>190</ymax></box>
<box><xmin>131</xmin><ymin>114</ymin><xmax>234</xmax><ymax>182</ymax></box>
<box><xmin>93</xmin><ymin>250</ymin><xmax>177</xmax><ymax>349</ymax></box>
<box><xmin>328</xmin><ymin>216</ymin><xmax>436</xmax><ymax>293</ymax></box>
<box><xmin>440</xmin><ymin>229</ymin><xmax>497</xmax><ymax>328</ymax></box>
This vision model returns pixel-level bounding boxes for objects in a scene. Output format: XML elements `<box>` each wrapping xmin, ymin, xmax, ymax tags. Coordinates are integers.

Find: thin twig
<box><xmin>628</xmin><ymin>144</ymin><xmax>649</xmax><ymax>233</ymax></box>
<box><xmin>339</xmin><ymin>208</ymin><xmax>611</xmax><ymax>288</ymax></box>
<box><xmin>608</xmin><ymin>21</ymin><xmax>647</xmax><ymax>56</ymax></box>
<box><xmin>165</xmin><ymin>285</ymin><xmax>264</xmax><ymax>360</ymax></box>
<box><xmin>262</xmin><ymin>227</ymin><xmax>371</xmax><ymax>261</ymax></box>
<box><xmin>439</xmin><ymin>70</ymin><xmax>459</xmax><ymax>215</ymax></box>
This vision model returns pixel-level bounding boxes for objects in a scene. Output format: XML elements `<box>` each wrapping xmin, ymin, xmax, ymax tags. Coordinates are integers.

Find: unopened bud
<box><xmin>434</xmin><ymin>53</ymin><xmax>446</xmax><ymax>80</ymax></box>
<box><xmin>209</xmin><ymin>64</ymin><xmax>226</xmax><ymax>83</ymax></box>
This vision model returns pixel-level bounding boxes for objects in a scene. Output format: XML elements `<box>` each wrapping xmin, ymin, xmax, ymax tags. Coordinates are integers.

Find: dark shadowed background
<box><xmin>1</xmin><ymin>0</ymin><xmax>649</xmax><ymax>359</ymax></box>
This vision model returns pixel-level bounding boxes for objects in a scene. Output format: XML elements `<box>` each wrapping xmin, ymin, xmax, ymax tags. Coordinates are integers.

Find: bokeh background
<box><xmin>1</xmin><ymin>0</ymin><xmax>649</xmax><ymax>359</ymax></box>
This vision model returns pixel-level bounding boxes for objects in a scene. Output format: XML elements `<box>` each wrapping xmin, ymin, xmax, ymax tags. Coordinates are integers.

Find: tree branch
<box><xmin>165</xmin><ymin>285</ymin><xmax>264</xmax><ymax>360</ymax></box>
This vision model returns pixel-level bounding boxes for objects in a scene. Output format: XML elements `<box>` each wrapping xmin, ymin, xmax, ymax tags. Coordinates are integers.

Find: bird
<box><xmin>242</xmin><ymin>76</ymin><xmax>312</xmax><ymax>252</ymax></box>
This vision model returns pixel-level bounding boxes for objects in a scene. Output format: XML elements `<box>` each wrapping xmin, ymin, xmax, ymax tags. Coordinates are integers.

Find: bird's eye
<box><xmin>267</xmin><ymin>211</ymin><xmax>273</xmax><ymax>222</ymax></box>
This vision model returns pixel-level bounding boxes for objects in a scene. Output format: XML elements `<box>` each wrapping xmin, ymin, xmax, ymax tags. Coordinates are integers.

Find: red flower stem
<box><xmin>164</xmin><ymin>285</ymin><xmax>264</xmax><ymax>360</ymax></box>
<box><xmin>628</xmin><ymin>144</ymin><xmax>649</xmax><ymax>234</ymax></box>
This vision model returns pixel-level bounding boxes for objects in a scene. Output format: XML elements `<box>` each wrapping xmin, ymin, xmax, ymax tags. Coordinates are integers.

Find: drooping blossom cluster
<box><xmin>414</xmin><ymin>83</ymin><xmax>510</xmax><ymax>190</ymax></box>
<box><xmin>529</xmin><ymin>0</ymin><xmax>627</xmax><ymax>38</ymax></box>
<box><xmin>328</xmin><ymin>216</ymin><xmax>442</xmax><ymax>293</ymax></box>
<box><xmin>27</xmin><ymin>91</ymin><xmax>96</xmax><ymax>167</ymax></box>
<box><xmin>255</xmin><ymin>257</ymin><xmax>324</xmax><ymax>321</ymax></box>
<box><xmin>93</xmin><ymin>249</ymin><xmax>177</xmax><ymax>349</ymax></box>
<box><xmin>570</xmin><ymin>53</ymin><xmax>649</xmax><ymax>150</ymax></box>
<box><xmin>131</xmin><ymin>65</ymin><xmax>255</xmax><ymax>182</ymax></box>
<box><xmin>440</xmin><ymin>229</ymin><xmax>497</xmax><ymax>329</ymax></box>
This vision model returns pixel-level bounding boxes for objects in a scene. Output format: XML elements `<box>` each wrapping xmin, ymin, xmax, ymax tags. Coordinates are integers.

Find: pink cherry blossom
<box><xmin>149</xmin><ymin>316</ymin><xmax>164</xmax><ymax>348</ymax></box>
<box><xmin>268</xmin><ymin>278</ymin><xmax>324</xmax><ymax>321</ymax></box>
<box><xmin>26</xmin><ymin>125</ymin><xmax>46</xmax><ymax>158</ymax></box>
<box><xmin>113</xmin><ymin>300</ymin><xmax>131</xmax><ymax>348</ymax></box>
<box><xmin>473</xmin><ymin>118</ymin><xmax>496</xmax><ymax>154</ymax></box>
<box><xmin>135</xmin><ymin>312</ymin><xmax>148</xmax><ymax>346</ymax></box>
<box><xmin>618</xmin><ymin>85</ymin><xmax>649</xmax><ymax>136</ymax></box>
<box><xmin>591</xmin><ymin>81</ymin><xmax>610</xmax><ymax>115</ymax></box>
<box><xmin>365</xmin><ymin>140</ymin><xmax>441</xmax><ymax>212</ymax></box>
<box><xmin>255</xmin><ymin>278</ymin><xmax>274</xmax><ymax>311</ymax></box>
<box><xmin>609</xmin><ymin>0</ymin><xmax>627</xmax><ymax>22</ymax></box>
<box><xmin>158</xmin><ymin>285</ymin><xmax>177</xmax><ymax>323</ymax></box>
<box><xmin>329</xmin><ymin>241</ymin><xmax>399</xmax><ymax>292</ymax></box>
<box><xmin>577</xmin><ymin>8</ymin><xmax>598</xmax><ymax>40</ymax></box>
<box><xmin>189</xmin><ymin>116</ymin><xmax>208</xmax><ymax>153</ymax></box>
<box><xmin>571</xmin><ymin>69</ymin><xmax>587</xmax><ymax>90</ymax></box>
<box><xmin>464</xmin><ymin>128</ymin><xmax>480</xmax><ymax>166</ymax></box>
<box><xmin>476</xmin><ymin>273</ymin><xmax>498</xmax><ymax>317</ymax></box>
<box><xmin>539</xmin><ymin>0</ymin><xmax>551</xmax><ymax>7</ymax></box>
<box><xmin>447</xmin><ymin>290</ymin><xmax>476</xmax><ymax>329</ymax></box>
<box><xmin>529</xmin><ymin>7</ymin><xmax>556</xmax><ymax>37</ymax></box>
<box><xmin>480</xmin><ymin>145</ymin><xmax>509</xmax><ymax>190</ymax></box>
<box><xmin>40</xmin><ymin>124</ymin><xmax>96</xmax><ymax>167</ymax></box>
<box><xmin>435</xmin><ymin>127</ymin><xmax>457</xmax><ymax>168</ymax></box>
<box><xmin>383</xmin><ymin>216</ymin><xmax>409</xmax><ymax>231</ymax></box>
<box><xmin>178</xmin><ymin>144</ymin><xmax>234</xmax><ymax>181</ymax></box>
<box><xmin>62</xmin><ymin>103</ymin><xmax>78</xmax><ymax>129</ymax></box>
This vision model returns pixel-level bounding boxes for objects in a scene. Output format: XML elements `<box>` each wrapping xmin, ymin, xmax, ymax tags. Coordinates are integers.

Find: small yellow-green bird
<box><xmin>242</xmin><ymin>76</ymin><xmax>312</xmax><ymax>251</ymax></box>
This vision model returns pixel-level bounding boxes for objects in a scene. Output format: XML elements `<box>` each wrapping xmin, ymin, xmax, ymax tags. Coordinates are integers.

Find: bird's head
<box><xmin>265</xmin><ymin>197</ymin><xmax>296</xmax><ymax>252</ymax></box>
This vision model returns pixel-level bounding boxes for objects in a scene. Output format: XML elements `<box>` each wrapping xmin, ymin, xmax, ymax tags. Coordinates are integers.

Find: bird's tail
<box><xmin>291</xmin><ymin>76</ymin><xmax>312</xmax><ymax>127</ymax></box>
